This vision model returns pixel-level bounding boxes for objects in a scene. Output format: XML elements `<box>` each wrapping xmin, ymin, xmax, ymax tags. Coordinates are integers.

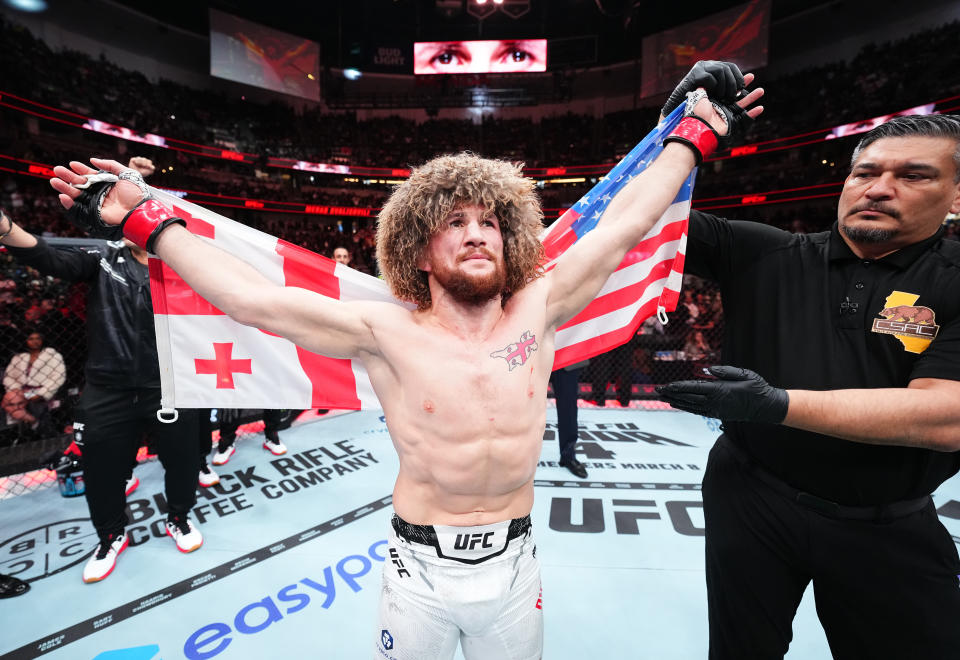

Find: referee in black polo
<box><xmin>657</xmin><ymin>63</ymin><xmax>960</xmax><ymax>660</ymax></box>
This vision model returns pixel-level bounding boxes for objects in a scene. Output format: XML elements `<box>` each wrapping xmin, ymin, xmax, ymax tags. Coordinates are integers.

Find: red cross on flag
<box><xmin>194</xmin><ymin>343</ymin><xmax>252</xmax><ymax>388</ymax></box>
<box><xmin>148</xmin><ymin>187</ymin><xmax>408</xmax><ymax>410</ymax></box>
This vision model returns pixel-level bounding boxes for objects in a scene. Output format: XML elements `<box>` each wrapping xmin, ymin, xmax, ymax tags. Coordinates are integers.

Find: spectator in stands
<box><xmin>1</xmin><ymin>330</ymin><xmax>66</xmax><ymax>431</ymax></box>
<box><xmin>681</xmin><ymin>329</ymin><xmax>713</xmax><ymax>362</ymax></box>
<box><xmin>0</xmin><ymin>199</ymin><xmax>204</xmax><ymax>584</ymax></box>
<box><xmin>0</xmin><ymin>309</ymin><xmax>24</xmax><ymax>375</ymax></box>
<box><xmin>333</xmin><ymin>246</ymin><xmax>351</xmax><ymax>266</ymax></box>
<box><xmin>0</xmin><ymin>278</ymin><xmax>18</xmax><ymax>306</ymax></box>
<box><xmin>680</xmin><ymin>289</ymin><xmax>702</xmax><ymax>328</ymax></box>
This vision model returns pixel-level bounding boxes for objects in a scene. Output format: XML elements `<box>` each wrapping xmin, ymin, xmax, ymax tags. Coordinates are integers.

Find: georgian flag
<box><xmin>149</xmin><ymin>106</ymin><xmax>691</xmax><ymax>410</ymax></box>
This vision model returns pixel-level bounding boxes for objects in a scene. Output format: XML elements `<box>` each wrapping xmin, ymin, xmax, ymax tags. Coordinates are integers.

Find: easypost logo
<box><xmin>0</xmin><ymin>518</ymin><xmax>93</xmax><ymax>580</ymax></box>
<box><xmin>181</xmin><ymin>539</ymin><xmax>389</xmax><ymax>659</ymax></box>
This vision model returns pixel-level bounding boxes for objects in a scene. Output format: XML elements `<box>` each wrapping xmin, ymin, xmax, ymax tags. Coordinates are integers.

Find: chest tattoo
<box><xmin>490</xmin><ymin>330</ymin><xmax>538</xmax><ymax>371</ymax></box>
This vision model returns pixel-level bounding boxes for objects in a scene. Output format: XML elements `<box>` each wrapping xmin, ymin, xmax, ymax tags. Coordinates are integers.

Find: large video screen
<box><xmin>209</xmin><ymin>9</ymin><xmax>320</xmax><ymax>101</ymax></box>
<box><xmin>825</xmin><ymin>104</ymin><xmax>937</xmax><ymax>140</ymax></box>
<box><xmin>641</xmin><ymin>0</ymin><xmax>769</xmax><ymax>99</ymax></box>
<box><xmin>413</xmin><ymin>39</ymin><xmax>547</xmax><ymax>74</ymax></box>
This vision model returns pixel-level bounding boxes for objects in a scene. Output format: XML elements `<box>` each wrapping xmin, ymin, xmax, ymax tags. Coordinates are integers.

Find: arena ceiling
<box><xmin>114</xmin><ymin>0</ymin><xmax>820</xmax><ymax>68</ymax></box>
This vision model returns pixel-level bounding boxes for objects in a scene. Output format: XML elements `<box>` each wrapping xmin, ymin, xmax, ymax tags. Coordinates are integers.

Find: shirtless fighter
<box><xmin>50</xmin><ymin>68</ymin><xmax>762</xmax><ymax>660</ymax></box>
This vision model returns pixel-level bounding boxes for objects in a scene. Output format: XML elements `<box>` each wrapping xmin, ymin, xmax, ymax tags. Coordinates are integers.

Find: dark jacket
<box><xmin>6</xmin><ymin>237</ymin><xmax>160</xmax><ymax>389</ymax></box>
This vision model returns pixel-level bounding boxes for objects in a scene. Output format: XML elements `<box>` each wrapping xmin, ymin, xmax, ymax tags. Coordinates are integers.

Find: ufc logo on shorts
<box><xmin>454</xmin><ymin>531</ymin><xmax>494</xmax><ymax>550</ymax></box>
<box><xmin>389</xmin><ymin>548</ymin><xmax>410</xmax><ymax>578</ymax></box>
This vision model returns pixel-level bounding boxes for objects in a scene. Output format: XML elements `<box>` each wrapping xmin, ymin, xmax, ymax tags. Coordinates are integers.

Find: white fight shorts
<box><xmin>375</xmin><ymin>514</ymin><xmax>543</xmax><ymax>660</ymax></box>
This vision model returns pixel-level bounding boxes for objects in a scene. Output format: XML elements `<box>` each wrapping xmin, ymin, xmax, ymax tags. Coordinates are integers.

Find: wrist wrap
<box><xmin>663</xmin><ymin>116</ymin><xmax>720</xmax><ymax>165</ymax></box>
<box><xmin>121</xmin><ymin>199</ymin><xmax>186</xmax><ymax>253</ymax></box>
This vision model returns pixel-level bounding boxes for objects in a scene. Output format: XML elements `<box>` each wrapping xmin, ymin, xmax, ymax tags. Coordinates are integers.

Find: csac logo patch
<box><xmin>871</xmin><ymin>291</ymin><xmax>939</xmax><ymax>354</ymax></box>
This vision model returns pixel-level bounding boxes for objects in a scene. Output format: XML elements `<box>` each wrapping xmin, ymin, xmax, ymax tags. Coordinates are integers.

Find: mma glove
<box><xmin>68</xmin><ymin>169</ymin><xmax>185</xmax><ymax>253</ymax></box>
<box><xmin>663</xmin><ymin>89</ymin><xmax>754</xmax><ymax>165</ymax></box>
<box><xmin>655</xmin><ymin>365</ymin><xmax>789</xmax><ymax>424</ymax></box>
<box><xmin>661</xmin><ymin>60</ymin><xmax>745</xmax><ymax>118</ymax></box>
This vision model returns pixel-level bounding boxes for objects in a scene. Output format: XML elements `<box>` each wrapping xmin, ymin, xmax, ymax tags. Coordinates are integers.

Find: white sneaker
<box><xmin>211</xmin><ymin>444</ymin><xmax>235</xmax><ymax>466</ymax></box>
<box><xmin>263</xmin><ymin>436</ymin><xmax>287</xmax><ymax>456</ymax></box>
<box><xmin>82</xmin><ymin>533</ymin><xmax>128</xmax><ymax>583</ymax></box>
<box><xmin>165</xmin><ymin>516</ymin><xmax>203</xmax><ymax>553</ymax></box>
<box><xmin>198</xmin><ymin>463</ymin><xmax>219</xmax><ymax>488</ymax></box>
<box><xmin>125</xmin><ymin>475</ymin><xmax>140</xmax><ymax>496</ymax></box>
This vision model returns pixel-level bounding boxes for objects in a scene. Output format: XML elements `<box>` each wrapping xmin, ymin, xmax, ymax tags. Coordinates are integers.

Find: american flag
<box><xmin>148</xmin><ymin>106</ymin><xmax>692</xmax><ymax>410</ymax></box>
<box><xmin>544</xmin><ymin>106</ymin><xmax>693</xmax><ymax>368</ymax></box>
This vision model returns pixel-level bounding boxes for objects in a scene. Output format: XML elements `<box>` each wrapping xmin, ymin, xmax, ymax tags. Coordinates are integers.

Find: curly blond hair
<box><xmin>376</xmin><ymin>152</ymin><xmax>544</xmax><ymax>309</ymax></box>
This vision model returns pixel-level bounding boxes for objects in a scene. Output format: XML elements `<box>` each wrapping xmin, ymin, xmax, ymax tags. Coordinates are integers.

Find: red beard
<box><xmin>431</xmin><ymin>252</ymin><xmax>507</xmax><ymax>305</ymax></box>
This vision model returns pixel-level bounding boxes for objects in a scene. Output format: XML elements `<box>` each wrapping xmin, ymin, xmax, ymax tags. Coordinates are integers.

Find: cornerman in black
<box><xmin>0</xmin><ymin>199</ymin><xmax>203</xmax><ymax>583</ymax></box>
<box><xmin>657</xmin><ymin>75</ymin><xmax>960</xmax><ymax>658</ymax></box>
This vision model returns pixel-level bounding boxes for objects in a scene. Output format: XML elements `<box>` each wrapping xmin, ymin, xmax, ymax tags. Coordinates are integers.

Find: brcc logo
<box><xmin>381</xmin><ymin>629</ymin><xmax>394</xmax><ymax>650</ymax></box>
<box><xmin>1</xmin><ymin>519</ymin><xmax>94</xmax><ymax>580</ymax></box>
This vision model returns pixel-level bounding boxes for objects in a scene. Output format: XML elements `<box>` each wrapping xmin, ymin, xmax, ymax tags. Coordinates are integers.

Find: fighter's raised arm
<box><xmin>49</xmin><ymin>158</ymin><xmax>380</xmax><ymax>360</ymax></box>
<box><xmin>544</xmin><ymin>69</ymin><xmax>764</xmax><ymax>330</ymax></box>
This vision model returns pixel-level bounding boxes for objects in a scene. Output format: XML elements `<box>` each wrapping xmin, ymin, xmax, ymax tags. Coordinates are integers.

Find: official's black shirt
<box><xmin>6</xmin><ymin>238</ymin><xmax>160</xmax><ymax>389</ymax></box>
<box><xmin>686</xmin><ymin>210</ymin><xmax>960</xmax><ymax>505</ymax></box>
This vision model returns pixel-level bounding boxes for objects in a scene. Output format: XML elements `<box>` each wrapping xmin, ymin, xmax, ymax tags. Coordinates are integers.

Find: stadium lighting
<box><xmin>3</xmin><ymin>0</ymin><xmax>47</xmax><ymax>11</ymax></box>
<box><xmin>343</xmin><ymin>68</ymin><xmax>363</xmax><ymax>80</ymax></box>
<box><xmin>469</xmin><ymin>0</ymin><xmax>528</xmax><ymax>18</ymax></box>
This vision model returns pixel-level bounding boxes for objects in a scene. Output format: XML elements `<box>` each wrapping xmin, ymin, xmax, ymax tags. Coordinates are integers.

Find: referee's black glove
<box><xmin>656</xmin><ymin>365</ymin><xmax>789</xmax><ymax>424</ymax></box>
<box><xmin>661</xmin><ymin>60</ymin><xmax>745</xmax><ymax>118</ymax></box>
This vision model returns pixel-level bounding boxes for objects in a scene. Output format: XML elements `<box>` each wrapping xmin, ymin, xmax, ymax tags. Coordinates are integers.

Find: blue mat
<box><xmin>2</xmin><ymin>408</ymin><xmax>959</xmax><ymax>659</ymax></box>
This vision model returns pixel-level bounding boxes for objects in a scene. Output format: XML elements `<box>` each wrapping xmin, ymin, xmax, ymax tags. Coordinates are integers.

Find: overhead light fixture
<box><xmin>467</xmin><ymin>0</ymin><xmax>496</xmax><ymax>19</ymax></box>
<box><xmin>343</xmin><ymin>68</ymin><xmax>362</xmax><ymax>80</ymax></box>
<box><xmin>3</xmin><ymin>0</ymin><xmax>47</xmax><ymax>11</ymax></box>
<box><xmin>500</xmin><ymin>0</ymin><xmax>530</xmax><ymax>18</ymax></box>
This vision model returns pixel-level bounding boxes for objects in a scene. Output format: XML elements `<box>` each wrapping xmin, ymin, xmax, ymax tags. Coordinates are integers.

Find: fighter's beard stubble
<box><xmin>431</xmin><ymin>252</ymin><xmax>508</xmax><ymax>305</ymax></box>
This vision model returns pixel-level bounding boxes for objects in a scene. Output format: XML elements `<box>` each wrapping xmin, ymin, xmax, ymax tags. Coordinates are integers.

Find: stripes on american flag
<box><xmin>545</xmin><ymin>105</ymin><xmax>693</xmax><ymax>369</ymax></box>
